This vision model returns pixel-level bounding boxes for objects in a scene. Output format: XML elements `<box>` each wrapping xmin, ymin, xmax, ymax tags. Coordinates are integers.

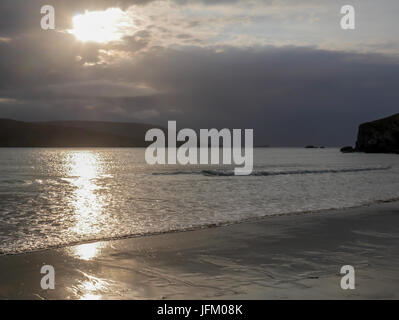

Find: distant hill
<box><xmin>0</xmin><ymin>119</ymin><xmax>165</xmax><ymax>147</ymax></box>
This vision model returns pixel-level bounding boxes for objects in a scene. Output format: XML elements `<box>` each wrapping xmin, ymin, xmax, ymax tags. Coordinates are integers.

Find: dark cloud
<box><xmin>1</xmin><ymin>31</ymin><xmax>399</xmax><ymax>146</ymax></box>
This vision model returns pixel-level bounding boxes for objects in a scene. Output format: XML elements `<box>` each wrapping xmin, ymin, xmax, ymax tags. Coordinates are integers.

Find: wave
<box><xmin>0</xmin><ymin>179</ymin><xmax>44</xmax><ymax>185</ymax></box>
<box><xmin>153</xmin><ymin>166</ymin><xmax>392</xmax><ymax>177</ymax></box>
<box><xmin>2</xmin><ymin>195</ymin><xmax>399</xmax><ymax>256</ymax></box>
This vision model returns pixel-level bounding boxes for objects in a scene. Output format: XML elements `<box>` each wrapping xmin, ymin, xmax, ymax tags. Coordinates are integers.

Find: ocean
<box><xmin>0</xmin><ymin>148</ymin><xmax>398</xmax><ymax>255</ymax></box>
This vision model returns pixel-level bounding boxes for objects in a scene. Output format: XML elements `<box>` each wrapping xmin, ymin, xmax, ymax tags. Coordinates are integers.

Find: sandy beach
<box><xmin>0</xmin><ymin>201</ymin><xmax>399</xmax><ymax>300</ymax></box>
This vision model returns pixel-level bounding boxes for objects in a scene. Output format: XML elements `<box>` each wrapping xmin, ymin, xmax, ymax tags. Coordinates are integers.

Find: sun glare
<box><xmin>70</xmin><ymin>8</ymin><xmax>131</xmax><ymax>43</ymax></box>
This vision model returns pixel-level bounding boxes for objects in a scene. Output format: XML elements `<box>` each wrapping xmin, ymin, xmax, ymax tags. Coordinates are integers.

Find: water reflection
<box><xmin>71</xmin><ymin>242</ymin><xmax>105</xmax><ymax>261</ymax></box>
<box><xmin>64</xmin><ymin>151</ymin><xmax>106</xmax><ymax>258</ymax></box>
<box><xmin>72</xmin><ymin>271</ymin><xmax>113</xmax><ymax>300</ymax></box>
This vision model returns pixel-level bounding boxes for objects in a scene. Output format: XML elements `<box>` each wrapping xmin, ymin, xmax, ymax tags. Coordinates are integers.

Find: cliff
<box><xmin>355</xmin><ymin>113</ymin><xmax>399</xmax><ymax>153</ymax></box>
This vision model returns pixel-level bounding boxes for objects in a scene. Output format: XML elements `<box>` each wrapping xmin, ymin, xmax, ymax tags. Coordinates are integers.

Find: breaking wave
<box><xmin>153</xmin><ymin>166</ymin><xmax>392</xmax><ymax>177</ymax></box>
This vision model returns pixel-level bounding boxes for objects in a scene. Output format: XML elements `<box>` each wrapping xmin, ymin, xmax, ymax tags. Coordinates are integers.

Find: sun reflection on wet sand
<box><xmin>70</xmin><ymin>271</ymin><xmax>114</xmax><ymax>300</ymax></box>
<box><xmin>69</xmin><ymin>242</ymin><xmax>106</xmax><ymax>261</ymax></box>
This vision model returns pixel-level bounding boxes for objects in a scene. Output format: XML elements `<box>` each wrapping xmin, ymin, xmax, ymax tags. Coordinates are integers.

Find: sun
<box><xmin>69</xmin><ymin>8</ymin><xmax>131</xmax><ymax>43</ymax></box>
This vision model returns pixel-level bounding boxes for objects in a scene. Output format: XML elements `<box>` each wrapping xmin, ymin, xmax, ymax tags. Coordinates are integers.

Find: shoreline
<box><xmin>1</xmin><ymin>201</ymin><xmax>399</xmax><ymax>299</ymax></box>
<box><xmin>2</xmin><ymin>197</ymin><xmax>399</xmax><ymax>257</ymax></box>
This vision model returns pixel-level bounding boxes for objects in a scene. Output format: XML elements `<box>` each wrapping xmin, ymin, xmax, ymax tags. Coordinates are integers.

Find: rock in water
<box><xmin>355</xmin><ymin>113</ymin><xmax>399</xmax><ymax>153</ymax></box>
<box><xmin>340</xmin><ymin>146</ymin><xmax>355</xmax><ymax>153</ymax></box>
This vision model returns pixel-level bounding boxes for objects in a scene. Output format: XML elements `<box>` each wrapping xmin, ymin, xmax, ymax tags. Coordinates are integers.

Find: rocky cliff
<box><xmin>355</xmin><ymin>113</ymin><xmax>399</xmax><ymax>153</ymax></box>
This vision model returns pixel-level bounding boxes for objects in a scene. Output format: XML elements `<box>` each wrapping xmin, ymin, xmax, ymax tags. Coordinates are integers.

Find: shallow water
<box><xmin>0</xmin><ymin>148</ymin><xmax>398</xmax><ymax>254</ymax></box>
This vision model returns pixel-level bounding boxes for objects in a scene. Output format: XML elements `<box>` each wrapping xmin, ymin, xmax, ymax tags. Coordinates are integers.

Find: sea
<box><xmin>0</xmin><ymin>147</ymin><xmax>398</xmax><ymax>254</ymax></box>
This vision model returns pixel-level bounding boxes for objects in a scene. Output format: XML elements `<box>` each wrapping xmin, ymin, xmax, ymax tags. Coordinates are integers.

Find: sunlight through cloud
<box><xmin>69</xmin><ymin>8</ymin><xmax>134</xmax><ymax>43</ymax></box>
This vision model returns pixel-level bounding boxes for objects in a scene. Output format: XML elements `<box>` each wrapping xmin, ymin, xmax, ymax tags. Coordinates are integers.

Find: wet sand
<box><xmin>0</xmin><ymin>202</ymin><xmax>399</xmax><ymax>300</ymax></box>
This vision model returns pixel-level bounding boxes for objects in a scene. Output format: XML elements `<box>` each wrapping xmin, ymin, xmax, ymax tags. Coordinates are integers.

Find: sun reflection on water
<box><xmin>63</xmin><ymin>151</ymin><xmax>107</xmax><ymax>257</ymax></box>
<box><xmin>61</xmin><ymin>151</ymin><xmax>126</xmax><ymax>299</ymax></box>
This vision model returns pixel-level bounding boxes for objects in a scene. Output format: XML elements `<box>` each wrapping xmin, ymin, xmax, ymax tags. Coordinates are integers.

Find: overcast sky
<box><xmin>0</xmin><ymin>0</ymin><xmax>398</xmax><ymax>146</ymax></box>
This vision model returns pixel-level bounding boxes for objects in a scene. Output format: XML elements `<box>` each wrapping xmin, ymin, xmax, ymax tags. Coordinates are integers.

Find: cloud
<box><xmin>1</xmin><ymin>39</ymin><xmax>399</xmax><ymax>145</ymax></box>
<box><xmin>0</xmin><ymin>0</ymin><xmax>398</xmax><ymax>146</ymax></box>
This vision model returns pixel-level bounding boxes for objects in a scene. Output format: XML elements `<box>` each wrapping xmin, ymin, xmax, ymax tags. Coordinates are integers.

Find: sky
<box><xmin>0</xmin><ymin>0</ymin><xmax>398</xmax><ymax>146</ymax></box>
